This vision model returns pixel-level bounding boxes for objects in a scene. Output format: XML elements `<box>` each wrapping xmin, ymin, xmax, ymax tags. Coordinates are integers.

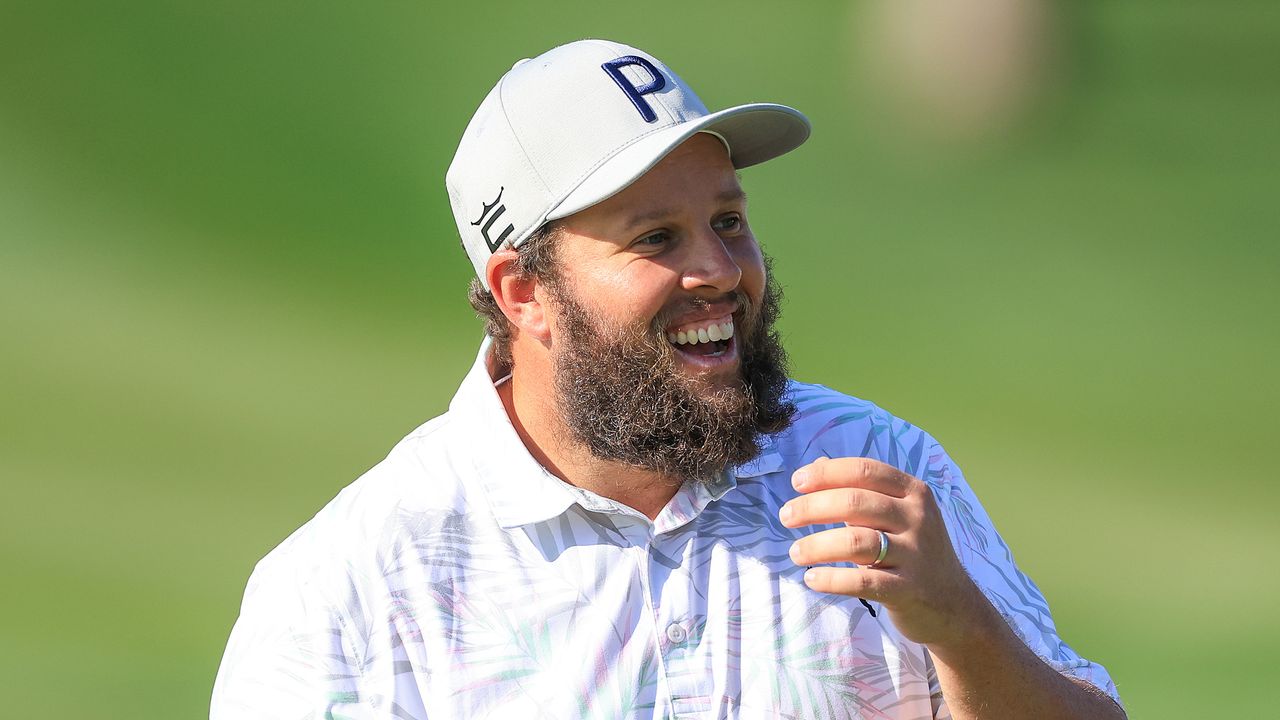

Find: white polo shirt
<box><xmin>212</xmin><ymin>342</ymin><xmax>1120</xmax><ymax>719</ymax></box>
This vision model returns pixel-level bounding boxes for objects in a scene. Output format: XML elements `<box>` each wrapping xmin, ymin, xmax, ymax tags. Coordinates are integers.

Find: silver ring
<box><xmin>868</xmin><ymin>530</ymin><xmax>889</xmax><ymax>569</ymax></box>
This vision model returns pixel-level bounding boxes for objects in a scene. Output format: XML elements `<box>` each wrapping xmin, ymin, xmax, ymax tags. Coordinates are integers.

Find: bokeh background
<box><xmin>2</xmin><ymin>0</ymin><xmax>1276</xmax><ymax>717</ymax></box>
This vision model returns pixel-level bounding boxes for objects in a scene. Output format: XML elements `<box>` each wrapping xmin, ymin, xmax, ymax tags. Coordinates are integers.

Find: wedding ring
<box><xmin>869</xmin><ymin>530</ymin><xmax>890</xmax><ymax>569</ymax></box>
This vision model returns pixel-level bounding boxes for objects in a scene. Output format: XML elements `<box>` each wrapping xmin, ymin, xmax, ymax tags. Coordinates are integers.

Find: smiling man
<box><xmin>212</xmin><ymin>40</ymin><xmax>1124</xmax><ymax>719</ymax></box>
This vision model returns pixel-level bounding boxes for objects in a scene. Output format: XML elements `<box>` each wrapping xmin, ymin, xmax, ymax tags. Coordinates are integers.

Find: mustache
<box><xmin>650</xmin><ymin>291</ymin><xmax>752</xmax><ymax>335</ymax></box>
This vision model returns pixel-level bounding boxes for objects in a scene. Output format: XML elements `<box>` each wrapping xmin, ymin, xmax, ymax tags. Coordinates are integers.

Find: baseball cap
<box><xmin>446</xmin><ymin>38</ymin><xmax>811</xmax><ymax>287</ymax></box>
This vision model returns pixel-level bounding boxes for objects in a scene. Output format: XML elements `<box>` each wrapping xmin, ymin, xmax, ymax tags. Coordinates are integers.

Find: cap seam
<box><xmin>489</xmin><ymin>72</ymin><xmax>556</xmax><ymax>253</ymax></box>
<box><xmin>646</xmin><ymin>66</ymin><xmax>680</xmax><ymax>126</ymax></box>
<box><xmin>497</xmin><ymin>73</ymin><xmax>553</xmax><ymax>197</ymax></box>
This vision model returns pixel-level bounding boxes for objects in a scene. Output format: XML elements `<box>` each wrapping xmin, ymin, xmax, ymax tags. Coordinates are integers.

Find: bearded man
<box><xmin>212</xmin><ymin>40</ymin><xmax>1125</xmax><ymax>719</ymax></box>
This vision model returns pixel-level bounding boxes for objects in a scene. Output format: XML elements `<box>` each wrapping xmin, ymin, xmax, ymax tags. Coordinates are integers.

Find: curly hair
<box><xmin>466</xmin><ymin>223</ymin><xmax>562</xmax><ymax>372</ymax></box>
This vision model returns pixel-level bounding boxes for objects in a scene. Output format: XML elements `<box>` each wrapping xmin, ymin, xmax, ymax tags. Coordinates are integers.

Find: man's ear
<box><xmin>487</xmin><ymin>250</ymin><xmax>551</xmax><ymax>342</ymax></box>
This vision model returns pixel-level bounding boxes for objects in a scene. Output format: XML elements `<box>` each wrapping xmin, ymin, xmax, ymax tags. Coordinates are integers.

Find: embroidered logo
<box><xmin>602</xmin><ymin>56</ymin><xmax>667</xmax><ymax>123</ymax></box>
<box><xmin>470</xmin><ymin>186</ymin><xmax>515</xmax><ymax>253</ymax></box>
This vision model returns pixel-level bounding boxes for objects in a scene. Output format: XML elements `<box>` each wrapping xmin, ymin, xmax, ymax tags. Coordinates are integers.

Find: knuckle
<box><xmin>842</xmin><ymin>490</ymin><xmax>861</xmax><ymax>517</ymax></box>
<box><xmin>856</xmin><ymin>459</ymin><xmax>875</xmax><ymax>484</ymax></box>
<box><xmin>848</xmin><ymin>571</ymin><xmax>871</xmax><ymax>596</ymax></box>
<box><xmin>845</xmin><ymin>528</ymin><xmax>863</xmax><ymax>557</ymax></box>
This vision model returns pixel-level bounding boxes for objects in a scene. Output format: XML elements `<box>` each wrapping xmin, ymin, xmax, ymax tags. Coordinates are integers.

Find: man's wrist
<box><xmin>925</xmin><ymin>580</ymin><xmax>1017</xmax><ymax>668</ymax></box>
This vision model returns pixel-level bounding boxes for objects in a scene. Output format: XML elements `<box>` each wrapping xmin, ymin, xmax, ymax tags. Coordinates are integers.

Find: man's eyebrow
<box><xmin>719</xmin><ymin>187</ymin><xmax>748</xmax><ymax>204</ymax></box>
<box><xmin>620</xmin><ymin>188</ymin><xmax>748</xmax><ymax>231</ymax></box>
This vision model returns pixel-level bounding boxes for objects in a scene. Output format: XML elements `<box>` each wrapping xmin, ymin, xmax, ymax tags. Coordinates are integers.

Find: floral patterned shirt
<box><xmin>212</xmin><ymin>342</ymin><xmax>1120</xmax><ymax>719</ymax></box>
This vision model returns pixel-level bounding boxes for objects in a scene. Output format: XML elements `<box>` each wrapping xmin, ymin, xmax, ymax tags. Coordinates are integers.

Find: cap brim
<box><xmin>545</xmin><ymin>103</ymin><xmax>810</xmax><ymax>222</ymax></box>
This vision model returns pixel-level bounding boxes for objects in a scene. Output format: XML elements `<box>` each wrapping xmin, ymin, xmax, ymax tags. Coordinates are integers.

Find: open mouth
<box><xmin>666</xmin><ymin>316</ymin><xmax>735</xmax><ymax>359</ymax></box>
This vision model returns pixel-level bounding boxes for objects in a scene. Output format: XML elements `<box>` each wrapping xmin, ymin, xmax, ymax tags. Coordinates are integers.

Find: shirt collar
<box><xmin>449</xmin><ymin>338</ymin><xmax>783</xmax><ymax>531</ymax></box>
<box><xmin>735</xmin><ymin>433</ymin><xmax>784</xmax><ymax>478</ymax></box>
<box><xmin>448</xmin><ymin>338</ymin><xmax>578</xmax><ymax>529</ymax></box>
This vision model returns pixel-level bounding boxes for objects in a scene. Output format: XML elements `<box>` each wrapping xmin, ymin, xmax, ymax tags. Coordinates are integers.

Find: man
<box><xmin>212</xmin><ymin>39</ymin><xmax>1124</xmax><ymax>719</ymax></box>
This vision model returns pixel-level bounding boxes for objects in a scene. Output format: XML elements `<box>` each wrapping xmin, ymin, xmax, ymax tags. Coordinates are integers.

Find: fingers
<box><xmin>802</xmin><ymin>566</ymin><xmax>902</xmax><ymax>600</ymax></box>
<box><xmin>790</xmin><ymin>525</ymin><xmax>897</xmax><ymax>567</ymax></box>
<box><xmin>780</xmin><ymin>488</ymin><xmax>910</xmax><ymax>531</ymax></box>
<box><xmin>791</xmin><ymin>456</ymin><xmax>916</xmax><ymax>498</ymax></box>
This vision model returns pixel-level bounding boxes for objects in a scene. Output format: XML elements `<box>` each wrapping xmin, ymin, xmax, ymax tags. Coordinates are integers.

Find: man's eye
<box><xmin>636</xmin><ymin>231</ymin><xmax>669</xmax><ymax>247</ymax></box>
<box><xmin>715</xmin><ymin>214</ymin><xmax>742</xmax><ymax>232</ymax></box>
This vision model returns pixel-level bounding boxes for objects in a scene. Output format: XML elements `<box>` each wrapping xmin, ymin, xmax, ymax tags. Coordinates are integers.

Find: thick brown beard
<box><xmin>549</xmin><ymin>271</ymin><xmax>795</xmax><ymax>485</ymax></box>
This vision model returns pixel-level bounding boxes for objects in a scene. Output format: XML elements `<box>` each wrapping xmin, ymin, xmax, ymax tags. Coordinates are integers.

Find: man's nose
<box><xmin>681</xmin><ymin>226</ymin><xmax>743</xmax><ymax>294</ymax></box>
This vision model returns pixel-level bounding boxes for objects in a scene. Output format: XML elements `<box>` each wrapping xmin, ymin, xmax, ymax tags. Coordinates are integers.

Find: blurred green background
<box><xmin>1</xmin><ymin>1</ymin><xmax>1275</xmax><ymax>717</ymax></box>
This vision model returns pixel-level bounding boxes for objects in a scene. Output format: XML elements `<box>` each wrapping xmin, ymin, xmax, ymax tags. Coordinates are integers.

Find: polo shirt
<box><xmin>211</xmin><ymin>341</ymin><xmax>1120</xmax><ymax>719</ymax></box>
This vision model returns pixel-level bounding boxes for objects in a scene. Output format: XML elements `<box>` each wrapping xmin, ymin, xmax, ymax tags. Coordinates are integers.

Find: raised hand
<box><xmin>780</xmin><ymin>456</ymin><xmax>990</xmax><ymax>648</ymax></box>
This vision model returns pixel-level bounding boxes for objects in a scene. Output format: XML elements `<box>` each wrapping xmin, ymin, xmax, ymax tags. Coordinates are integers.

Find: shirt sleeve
<box><xmin>210</xmin><ymin>546</ymin><xmax>370</xmax><ymax>720</ymax></box>
<box><xmin>915</xmin><ymin>431</ymin><xmax>1123</xmax><ymax>710</ymax></box>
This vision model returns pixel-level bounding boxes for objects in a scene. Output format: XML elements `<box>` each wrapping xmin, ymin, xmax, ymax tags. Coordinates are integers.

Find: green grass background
<box><xmin>1</xmin><ymin>1</ymin><xmax>1276</xmax><ymax>717</ymax></box>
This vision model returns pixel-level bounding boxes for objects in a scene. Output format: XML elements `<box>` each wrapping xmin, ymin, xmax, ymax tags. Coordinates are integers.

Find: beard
<box><xmin>548</xmin><ymin>269</ymin><xmax>795</xmax><ymax>485</ymax></box>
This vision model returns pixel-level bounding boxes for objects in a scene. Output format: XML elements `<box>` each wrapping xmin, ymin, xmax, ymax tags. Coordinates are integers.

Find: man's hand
<box><xmin>780</xmin><ymin>456</ymin><xmax>1127</xmax><ymax>719</ymax></box>
<box><xmin>779</xmin><ymin>456</ymin><xmax>989</xmax><ymax>648</ymax></box>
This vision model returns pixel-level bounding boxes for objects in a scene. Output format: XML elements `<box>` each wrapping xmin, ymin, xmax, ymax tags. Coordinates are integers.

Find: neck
<box><xmin>498</xmin><ymin>361</ymin><xmax>681</xmax><ymax>520</ymax></box>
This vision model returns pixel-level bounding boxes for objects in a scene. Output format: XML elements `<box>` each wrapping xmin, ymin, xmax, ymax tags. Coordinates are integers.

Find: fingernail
<box><xmin>779</xmin><ymin>504</ymin><xmax>794</xmax><ymax>524</ymax></box>
<box><xmin>804</xmin><ymin>569</ymin><xmax>818</xmax><ymax>586</ymax></box>
<box><xmin>791</xmin><ymin>469</ymin><xmax>810</xmax><ymax>490</ymax></box>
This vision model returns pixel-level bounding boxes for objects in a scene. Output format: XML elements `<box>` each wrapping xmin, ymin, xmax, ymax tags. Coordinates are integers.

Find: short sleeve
<box><xmin>917</xmin><ymin>432</ymin><xmax>1123</xmax><ymax>708</ymax></box>
<box><xmin>210</xmin><ymin>546</ymin><xmax>370</xmax><ymax>720</ymax></box>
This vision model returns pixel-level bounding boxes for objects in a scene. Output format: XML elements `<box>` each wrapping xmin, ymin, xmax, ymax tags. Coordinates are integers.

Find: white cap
<box><xmin>446</xmin><ymin>38</ymin><xmax>811</xmax><ymax>288</ymax></box>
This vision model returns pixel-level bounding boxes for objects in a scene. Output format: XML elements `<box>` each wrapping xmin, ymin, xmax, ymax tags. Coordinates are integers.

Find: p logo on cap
<box><xmin>601</xmin><ymin>56</ymin><xmax>668</xmax><ymax>123</ymax></box>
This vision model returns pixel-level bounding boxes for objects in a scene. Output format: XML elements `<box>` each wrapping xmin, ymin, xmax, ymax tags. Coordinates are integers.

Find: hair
<box><xmin>467</xmin><ymin>223</ymin><xmax>562</xmax><ymax>371</ymax></box>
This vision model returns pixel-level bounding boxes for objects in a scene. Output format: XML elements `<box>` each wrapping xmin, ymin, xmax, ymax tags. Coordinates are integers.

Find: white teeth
<box><xmin>666</xmin><ymin>318</ymin><xmax>736</xmax><ymax>346</ymax></box>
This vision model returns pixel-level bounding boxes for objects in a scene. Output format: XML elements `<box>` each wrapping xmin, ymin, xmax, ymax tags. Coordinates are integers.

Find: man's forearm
<box><xmin>929</xmin><ymin>597</ymin><xmax>1126</xmax><ymax>720</ymax></box>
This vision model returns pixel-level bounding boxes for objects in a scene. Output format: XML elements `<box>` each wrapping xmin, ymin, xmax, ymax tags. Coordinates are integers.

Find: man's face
<box><xmin>550</xmin><ymin>134</ymin><xmax>767</xmax><ymax>385</ymax></box>
<box><xmin>541</xmin><ymin>133</ymin><xmax>794</xmax><ymax>482</ymax></box>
